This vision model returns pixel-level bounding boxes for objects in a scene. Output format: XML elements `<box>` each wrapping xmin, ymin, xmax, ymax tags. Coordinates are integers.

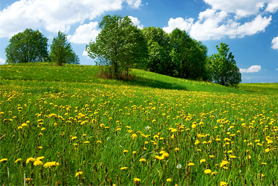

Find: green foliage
<box><xmin>5</xmin><ymin>29</ymin><xmax>49</xmax><ymax>64</ymax></box>
<box><xmin>141</xmin><ymin>27</ymin><xmax>173</xmax><ymax>75</ymax></box>
<box><xmin>50</xmin><ymin>31</ymin><xmax>79</xmax><ymax>66</ymax></box>
<box><xmin>210</xmin><ymin>43</ymin><xmax>241</xmax><ymax>87</ymax></box>
<box><xmin>86</xmin><ymin>15</ymin><xmax>148</xmax><ymax>79</ymax></box>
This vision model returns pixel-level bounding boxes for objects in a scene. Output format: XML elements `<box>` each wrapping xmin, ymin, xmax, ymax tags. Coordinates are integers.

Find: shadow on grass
<box><xmin>123</xmin><ymin>77</ymin><xmax>188</xmax><ymax>91</ymax></box>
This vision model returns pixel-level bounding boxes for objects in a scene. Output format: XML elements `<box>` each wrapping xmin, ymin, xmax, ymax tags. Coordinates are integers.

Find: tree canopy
<box><xmin>210</xmin><ymin>42</ymin><xmax>241</xmax><ymax>87</ymax></box>
<box><xmin>5</xmin><ymin>29</ymin><xmax>49</xmax><ymax>64</ymax></box>
<box><xmin>50</xmin><ymin>31</ymin><xmax>79</xmax><ymax>66</ymax></box>
<box><xmin>86</xmin><ymin>15</ymin><xmax>148</xmax><ymax>79</ymax></box>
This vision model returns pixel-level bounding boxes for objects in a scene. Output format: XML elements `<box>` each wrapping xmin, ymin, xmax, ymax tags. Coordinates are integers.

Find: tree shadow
<box><xmin>122</xmin><ymin>77</ymin><xmax>188</xmax><ymax>90</ymax></box>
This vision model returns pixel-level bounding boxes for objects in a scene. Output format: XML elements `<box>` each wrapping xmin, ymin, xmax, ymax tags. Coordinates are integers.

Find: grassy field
<box><xmin>0</xmin><ymin>63</ymin><xmax>277</xmax><ymax>185</ymax></box>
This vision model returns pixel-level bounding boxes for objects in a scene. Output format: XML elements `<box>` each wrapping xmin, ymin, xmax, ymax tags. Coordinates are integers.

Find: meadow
<box><xmin>0</xmin><ymin>63</ymin><xmax>277</xmax><ymax>185</ymax></box>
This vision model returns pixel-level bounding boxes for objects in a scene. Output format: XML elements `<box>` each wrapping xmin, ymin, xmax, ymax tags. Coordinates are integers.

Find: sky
<box><xmin>0</xmin><ymin>0</ymin><xmax>277</xmax><ymax>83</ymax></box>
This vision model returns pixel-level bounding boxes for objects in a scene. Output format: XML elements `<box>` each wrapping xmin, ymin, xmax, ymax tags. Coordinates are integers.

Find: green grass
<box><xmin>0</xmin><ymin>63</ymin><xmax>277</xmax><ymax>185</ymax></box>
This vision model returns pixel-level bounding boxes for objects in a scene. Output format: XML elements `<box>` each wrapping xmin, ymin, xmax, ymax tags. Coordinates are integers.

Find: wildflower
<box><xmin>21</xmin><ymin>123</ymin><xmax>28</xmax><ymax>127</ymax></box>
<box><xmin>15</xmin><ymin>158</ymin><xmax>21</xmax><ymax>163</ymax></box>
<box><xmin>211</xmin><ymin>171</ymin><xmax>217</xmax><ymax>176</ymax></box>
<box><xmin>166</xmin><ymin>178</ymin><xmax>172</xmax><ymax>182</ymax></box>
<box><xmin>123</xmin><ymin>150</ymin><xmax>128</xmax><ymax>154</ymax></box>
<box><xmin>192</xmin><ymin>124</ymin><xmax>196</xmax><ymax>129</ymax></box>
<box><xmin>175</xmin><ymin>148</ymin><xmax>179</xmax><ymax>152</ymax></box>
<box><xmin>75</xmin><ymin>171</ymin><xmax>83</xmax><ymax>177</ymax></box>
<box><xmin>200</xmin><ymin>159</ymin><xmax>206</xmax><ymax>163</ymax></box>
<box><xmin>162</xmin><ymin>152</ymin><xmax>169</xmax><ymax>158</ymax></box>
<box><xmin>36</xmin><ymin>156</ymin><xmax>44</xmax><ymax>160</ymax></box>
<box><xmin>43</xmin><ymin>161</ymin><xmax>59</xmax><ymax>168</ymax></box>
<box><xmin>18</xmin><ymin>126</ymin><xmax>22</xmax><ymax>130</ymax></box>
<box><xmin>71</xmin><ymin>136</ymin><xmax>77</xmax><ymax>140</ymax></box>
<box><xmin>33</xmin><ymin>160</ymin><xmax>43</xmax><ymax>166</ymax></box>
<box><xmin>188</xmin><ymin>162</ymin><xmax>195</xmax><ymax>166</ymax></box>
<box><xmin>261</xmin><ymin>162</ymin><xmax>267</xmax><ymax>165</ymax></box>
<box><xmin>204</xmin><ymin>169</ymin><xmax>212</xmax><ymax>174</ymax></box>
<box><xmin>133</xmin><ymin>151</ymin><xmax>136</xmax><ymax>154</ymax></box>
<box><xmin>120</xmin><ymin>167</ymin><xmax>128</xmax><ymax>170</ymax></box>
<box><xmin>134</xmin><ymin>178</ymin><xmax>141</xmax><ymax>185</ymax></box>
<box><xmin>176</xmin><ymin>164</ymin><xmax>182</xmax><ymax>169</ymax></box>
<box><xmin>131</xmin><ymin>134</ymin><xmax>138</xmax><ymax>139</ymax></box>
<box><xmin>84</xmin><ymin>141</ymin><xmax>89</xmax><ymax>144</ymax></box>
<box><xmin>220</xmin><ymin>160</ymin><xmax>229</xmax><ymax>168</ymax></box>
<box><xmin>154</xmin><ymin>155</ymin><xmax>164</xmax><ymax>161</ymax></box>
<box><xmin>145</xmin><ymin>126</ymin><xmax>150</xmax><ymax>130</ymax></box>
<box><xmin>139</xmin><ymin>158</ymin><xmax>146</xmax><ymax>162</ymax></box>
<box><xmin>0</xmin><ymin>158</ymin><xmax>8</xmax><ymax>163</ymax></box>
<box><xmin>97</xmin><ymin>141</ymin><xmax>102</xmax><ymax>144</ymax></box>
<box><xmin>26</xmin><ymin>157</ymin><xmax>35</xmax><ymax>164</ymax></box>
<box><xmin>220</xmin><ymin>181</ymin><xmax>228</xmax><ymax>186</ymax></box>
<box><xmin>265</xmin><ymin>148</ymin><xmax>270</xmax><ymax>153</ymax></box>
<box><xmin>209</xmin><ymin>155</ymin><xmax>215</xmax><ymax>159</ymax></box>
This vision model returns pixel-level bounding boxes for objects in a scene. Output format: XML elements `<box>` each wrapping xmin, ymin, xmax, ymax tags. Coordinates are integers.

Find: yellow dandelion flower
<box><xmin>75</xmin><ymin>171</ymin><xmax>83</xmax><ymax>177</ymax></box>
<box><xmin>36</xmin><ymin>156</ymin><xmax>45</xmax><ymax>160</ymax></box>
<box><xmin>123</xmin><ymin>150</ymin><xmax>128</xmax><ymax>153</ymax></box>
<box><xmin>134</xmin><ymin>178</ymin><xmax>141</xmax><ymax>184</ymax></box>
<box><xmin>166</xmin><ymin>178</ymin><xmax>172</xmax><ymax>182</ymax></box>
<box><xmin>131</xmin><ymin>133</ymin><xmax>138</xmax><ymax>139</ymax></box>
<box><xmin>200</xmin><ymin>159</ymin><xmax>206</xmax><ymax>163</ymax></box>
<box><xmin>188</xmin><ymin>162</ymin><xmax>195</xmax><ymax>166</ymax></box>
<box><xmin>265</xmin><ymin>148</ymin><xmax>270</xmax><ymax>153</ymax></box>
<box><xmin>204</xmin><ymin>169</ymin><xmax>212</xmax><ymax>174</ymax></box>
<box><xmin>0</xmin><ymin>158</ymin><xmax>8</xmax><ymax>163</ymax></box>
<box><xmin>33</xmin><ymin>160</ymin><xmax>43</xmax><ymax>166</ymax></box>
<box><xmin>15</xmin><ymin>158</ymin><xmax>21</xmax><ymax>163</ymax></box>
<box><xmin>84</xmin><ymin>141</ymin><xmax>90</xmax><ymax>144</ymax></box>
<box><xmin>97</xmin><ymin>140</ymin><xmax>102</xmax><ymax>144</ymax></box>
<box><xmin>139</xmin><ymin>158</ymin><xmax>146</xmax><ymax>162</ymax></box>
<box><xmin>26</xmin><ymin>157</ymin><xmax>35</xmax><ymax>164</ymax></box>
<box><xmin>120</xmin><ymin>167</ymin><xmax>128</xmax><ymax>170</ymax></box>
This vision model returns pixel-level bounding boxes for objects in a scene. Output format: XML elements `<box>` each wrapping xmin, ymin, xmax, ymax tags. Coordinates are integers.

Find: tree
<box><xmin>141</xmin><ymin>27</ymin><xmax>174</xmax><ymax>76</ymax></box>
<box><xmin>5</xmin><ymin>28</ymin><xmax>49</xmax><ymax>64</ymax></box>
<box><xmin>169</xmin><ymin>28</ymin><xmax>207</xmax><ymax>80</ymax></box>
<box><xmin>86</xmin><ymin>15</ymin><xmax>148</xmax><ymax>79</ymax></box>
<box><xmin>210</xmin><ymin>42</ymin><xmax>241</xmax><ymax>87</ymax></box>
<box><xmin>50</xmin><ymin>31</ymin><xmax>79</xmax><ymax>66</ymax></box>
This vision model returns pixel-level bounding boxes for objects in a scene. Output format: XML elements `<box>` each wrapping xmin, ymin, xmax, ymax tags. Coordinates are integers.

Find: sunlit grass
<box><xmin>0</xmin><ymin>63</ymin><xmax>277</xmax><ymax>185</ymax></box>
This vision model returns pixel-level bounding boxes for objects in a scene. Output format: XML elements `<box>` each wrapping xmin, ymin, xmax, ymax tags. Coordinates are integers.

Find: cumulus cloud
<box><xmin>0</xmin><ymin>58</ymin><xmax>5</xmax><ymax>64</ymax></box>
<box><xmin>68</xmin><ymin>22</ymin><xmax>100</xmax><ymax>44</ymax></box>
<box><xmin>240</xmin><ymin>65</ymin><xmax>261</xmax><ymax>73</ymax></box>
<box><xmin>128</xmin><ymin>16</ymin><xmax>144</xmax><ymax>29</ymax></box>
<box><xmin>0</xmin><ymin>0</ymin><xmax>142</xmax><ymax>38</ymax></box>
<box><xmin>126</xmin><ymin>0</ymin><xmax>142</xmax><ymax>9</ymax></box>
<box><xmin>163</xmin><ymin>17</ymin><xmax>194</xmax><ymax>33</ymax></box>
<box><xmin>82</xmin><ymin>50</ymin><xmax>88</xmax><ymax>56</ymax></box>
<box><xmin>203</xmin><ymin>0</ymin><xmax>277</xmax><ymax>17</ymax></box>
<box><xmin>164</xmin><ymin>11</ymin><xmax>271</xmax><ymax>40</ymax></box>
<box><xmin>271</xmin><ymin>36</ymin><xmax>278</xmax><ymax>50</ymax></box>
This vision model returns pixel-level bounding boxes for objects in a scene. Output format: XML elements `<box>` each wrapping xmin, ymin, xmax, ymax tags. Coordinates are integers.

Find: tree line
<box><xmin>5</xmin><ymin>29</ymin><xmax>79</xmax><ymax>66</ymax></box>
<box><xmin>5</xmin><ymin>14</ymin><xmax>241</xmax><ymax>86</ymax></box>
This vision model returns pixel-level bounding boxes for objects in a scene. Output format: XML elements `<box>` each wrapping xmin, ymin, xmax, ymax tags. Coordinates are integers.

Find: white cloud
<box><xmin>126</xmin><ymin>0</ymin><xmax>142</xmax><ymax>9</ymax></box>
<box><xmin>240</xmin><ymin>65</ymin><xmax>261</xmax><ymax>73</ymax></box>
<box><xmin>164</xmin><ymin>8</ymin><xmax>272</xmax><ymax>41</ymax></box>
<box><xmin>82</xmin><ymin>50</ymin><xmax>88</xmax><ymax>56</ymax></box>
<box><xmin>0</xmin><ymin>58</ymin><xmax>5</xmax><ymax>64</ymax></box>
<box><xmin>68</xmin><ymin>22</ymin><xmax>100</xmax><ymax>44</ymax></box>
<box><xmin>265</xmin><ymin>0</ymin><xmax>278</xmax><ymax>12</ymax></box>
<box><xmin>271</xmin><ymin>36</ymin><xmax>278</xmax><ymax>49</ymax></box>
<box><xmin>128</xmin><ymin>16</ymin><xmax>143</xmax><ymax>29</ymax></box>
<box><xmin>0</xmin><ymin>0</ymin><xmax>142</xmax><ymax>38</ymax></box>
<box><xmin>163</xmin><ymin>17</ymin><xmax>194</xmax><ymax>33</ymax></box>
<box><xmin>203</xmin><ymin>0</ymin><xmax>277</xmax><ymax>17</ymax></box>
<box><xmin>276</xmin><ymin>68</ymin><xmax>278</xmax><ymax>71</ymax></box>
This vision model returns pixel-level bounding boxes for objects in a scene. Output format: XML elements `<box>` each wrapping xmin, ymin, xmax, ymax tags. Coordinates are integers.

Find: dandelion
<box><xmin>209</xmin><ymin>155</ymin><xmax>214</xmax><ymax>159</ymax></box>
<box><xmin>15</xmin><ymin>158</ymin><xmax>21</xmax><ymax>163</ymax></box>
<box><xmin>211</xmin><ymin>171</ymin><xmax>217</xmax><ymax>176</ymax></box>
<box><xmin>145</xmin><ymin>126</ymin><xmax>150</xmax><ymax>130</ymax></box>
<box><xmin>265</xmin><ymin>148</ymin><xmax>270</xmax><ymax>153</ymax></box>
<box><xmin>43</xmin><ymin>161</ymin><xmax>59</xmax><ymax>168</ymax></box>
<box><xmin>134</xmin><ymin>178</ymin><xmax>140</xmax><ymax>185</ymax></box>
<box><xmin>139</xmin><ymin>158</ymin><xmax>146</xmax><ymax>162</ymax></box>
<box><xmin>123</xmin><ymin>150</ymin><xmax>128</xmax><ymax>154</ymax></box>
<box><xmin>33</xmin><ymin>160</ymin><xmax>43</xmax><ymax>166</ymax></box>
<box><xmin>133</xmin><ymin>151</ymin><xmax>136</xmax><ymax>154</ymax></box>
<box><xmin>192</xmin><ymin>124</ymin><xmax>196</xmax><ymax>129</ymax></box>
<box><xmin>26</xmin><ymin>157</ymin><xmax>35</xmax><ymax>164</ymax></box>
<box><xmin>84</xmin><ymin>141</ymin><xmax>89</xmax><ymax>144</ymax></box>
<box><xmin>220</xmin><ymin>181</ymin><xmax>228</xmax><ymax>186</ymax></box>
<box><xmin>0</xmin><ymin>158</ymin><xmax>8</xmax><ymax>163</ymax></box>
<box><xmin>75</xmin><ymin>171</ymin><xmax>83</xmax><ymax>177</ymax></box>
<box><xmin>188</xmin><ymin>162</ymin><xmax>195</xmax><ymax>166</ymax></box>
<box><xmin>131</xmin><ymin>133</ymin><xmax>138</xmax><ymax>139</ymax></box>
<box><xmin>200</xmin><ymin>159</ymin><xmax>206</xmax><ymax>163</ymax></box>
<box><xmin>176</xmin><ymin>164</ymin><xmax>182</xmax><ymax>169</ymax></box>
<box><xmin>97</xmin><ymin>141</ymin><xmax>102</xmax><ymax>144</ymax></box>
<box><xmin>154</xmin><ymin>155</ymin><xmax>164</xmax><ymax>161</ymax></box>
<box><xmin>36</xmin><ymin>156</ymin><xmax>44</xmax><ymax>160</ymax></box>
<box><xmin>204</xmin><ymin>169</ymin><xmax>212</xmax><ymax>174</ymax></box>
<box><xmin>120</xmin><ymin>167</ymin><xmax>128</xmax><ymax>170</ymax></box>
<box><xmin>166</xmin><ymin>178</ymin><xmax>172</xmax><ymax>182</ymax></box>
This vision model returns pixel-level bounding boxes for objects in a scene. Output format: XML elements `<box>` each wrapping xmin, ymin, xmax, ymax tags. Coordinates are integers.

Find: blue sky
<box><xmin>0</xmin><ymin>0</ymin><xmax>277</xmax><ymax>83</ymax></box>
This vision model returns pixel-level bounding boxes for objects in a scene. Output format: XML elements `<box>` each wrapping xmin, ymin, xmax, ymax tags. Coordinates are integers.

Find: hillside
<box><xmin>0</xmin><ymin>63</ymin><xmax>277</xmax><ymax>185</ymax></box>
<box><xmin>0</xmin><ymin>62</ymin><xmax>257</xmax><ymax>94</ymax></box>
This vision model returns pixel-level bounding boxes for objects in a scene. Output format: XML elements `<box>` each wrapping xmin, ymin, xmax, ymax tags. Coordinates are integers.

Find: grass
<box><xmin>0</xmin><ymin>63</ymin><xmax>277</xmax><ymax>185</ymax></box>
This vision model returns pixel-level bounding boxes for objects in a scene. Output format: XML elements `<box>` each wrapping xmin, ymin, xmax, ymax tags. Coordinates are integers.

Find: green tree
<box><xmin>141</xmin><ymin>27</ymin><xmax>174</xmax><ymax>76</ymax></box>
<box><xmin>86</xmin><ymin>15</ymin><xmax>148</xmax><ymax>79</ymax></box>
<box><xmin>50</xmin><ymin>31</ymin><xmax>79</xmax><ymax>66</ymax></box>
<box><xmin>5</xmin><ymin>28</ymin><xmax>49</xmax><ymax>64</ymax></box>
<box><xmin>170</xmin><ymin>28</ymin><xmax>207</xmax><ymax>80</ymax></box>
<box><xmin>210</xmin><ymin>42</ymin><xmax>241</xmax><ymax>87</ymax></box>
